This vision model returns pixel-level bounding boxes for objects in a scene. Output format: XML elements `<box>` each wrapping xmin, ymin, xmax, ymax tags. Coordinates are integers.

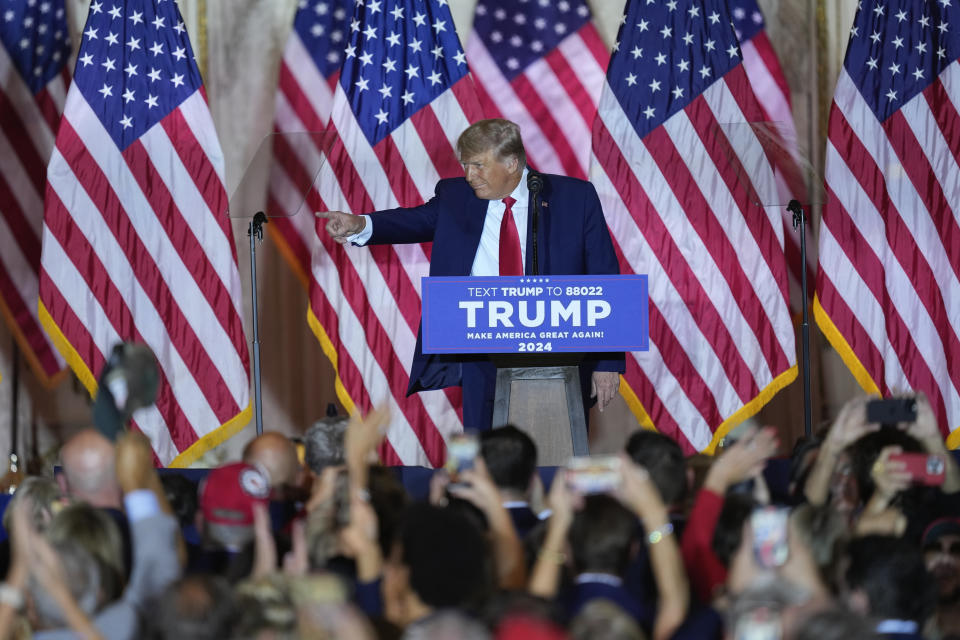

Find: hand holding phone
<box><xmin>444</xmin><ymin>432</ymin><xmax>479</xmax><ymax>483</ymax></box>
<box><xmin>751</xmin><ymin>507</ymin><xmax>789</xmax><ymax>568</ymax></box>
<box><xmin>866</xmin><ymin>397</ymin><xmax>917</xmax><ymax>426</ymax></box>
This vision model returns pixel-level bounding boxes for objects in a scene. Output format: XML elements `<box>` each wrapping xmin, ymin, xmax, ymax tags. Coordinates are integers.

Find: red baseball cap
<box><xmin>199</xmin><ymin>462</ymin><xmax>270</xmax><ymax>527</ymax></box>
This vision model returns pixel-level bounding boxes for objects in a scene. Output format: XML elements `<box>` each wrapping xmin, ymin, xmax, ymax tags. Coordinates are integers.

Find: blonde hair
<box><xmin>456</xmin><ymin>119</ymin><xmax>526</xmax><ymax>169</ymax></box>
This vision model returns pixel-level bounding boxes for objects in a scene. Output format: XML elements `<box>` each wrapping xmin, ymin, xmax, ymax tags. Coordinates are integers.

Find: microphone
<box><xmin>527</xmin><ymin>171</ymin><xmax>543</xmax><ymax>194</ymax></box>
<box><xmin>527</xmin><ymin>171</ymin><xmax>543</xmax><ymax>275</ymax></box>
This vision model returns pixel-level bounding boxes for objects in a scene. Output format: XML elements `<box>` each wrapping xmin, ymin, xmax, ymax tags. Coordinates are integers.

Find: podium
<box><xmin>421</xmin><ymin>275</ymin><xmax>648</xmax><ymax>465</ymax></box>
<box><xmin>491</xmin><ymin>356</ymin><xmax>587</xmax><ymax>465</ymax></box>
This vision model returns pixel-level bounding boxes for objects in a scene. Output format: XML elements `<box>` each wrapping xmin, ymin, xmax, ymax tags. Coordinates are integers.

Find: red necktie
<box><xmin>499</xmin><ymin>196</ymin><xmax>523</xmax><ymax>276</ymax></box>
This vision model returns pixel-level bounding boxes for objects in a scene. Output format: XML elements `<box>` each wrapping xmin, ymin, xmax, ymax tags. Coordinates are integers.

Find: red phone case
<box><xmin>888</xmin><ymin>452</ymin><xmax>946</xmax><ymax>486</ymax></box>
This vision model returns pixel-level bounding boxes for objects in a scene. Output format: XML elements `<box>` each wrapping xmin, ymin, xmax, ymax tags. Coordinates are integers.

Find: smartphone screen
<box><xmin>751</xmin><ymin>507</ymin><xmax>790</xmax><ymax>568</ymax></box>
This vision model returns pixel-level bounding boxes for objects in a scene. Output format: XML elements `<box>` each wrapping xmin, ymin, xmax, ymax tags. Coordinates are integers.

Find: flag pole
<box><xmin>788</xmin><ymin>200</ymin><xmax>813</xmax><ymax>439</ymax></box>
<box><xmin>248</xmin><ymin>212</ymin><xmax>267</xmax><ymax>436</ymax></box>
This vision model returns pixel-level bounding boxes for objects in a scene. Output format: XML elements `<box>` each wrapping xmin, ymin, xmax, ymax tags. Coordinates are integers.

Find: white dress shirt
<box><xmin>348</xmin><ymin>169</ymin><xmax>530</xmax><ymax>276</ymax></box>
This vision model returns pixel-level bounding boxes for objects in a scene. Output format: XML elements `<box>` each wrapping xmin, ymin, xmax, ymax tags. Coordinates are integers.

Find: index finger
<box><xmin>314</xmin><ymin>210</ymin><xmax>335</xmax><ymax>219</ymax></box>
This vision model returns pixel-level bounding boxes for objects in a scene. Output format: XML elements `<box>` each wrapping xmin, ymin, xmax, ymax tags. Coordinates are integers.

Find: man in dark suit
<box><xmin>318</xmin><ymin>118</ymin><xmax>624</xmax><ymax>430</ymax></box>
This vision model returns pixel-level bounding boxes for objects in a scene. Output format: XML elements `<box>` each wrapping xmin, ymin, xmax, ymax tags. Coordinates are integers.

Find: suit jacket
<box><xmin>367</xmin><ymin>173</ymin><xmax>626</xmax><ymax>395</ymax></box>
<box><xmin>562</xmin><ymin>579</ymin><xmax>652</xmax><ymax>629</ymax></box>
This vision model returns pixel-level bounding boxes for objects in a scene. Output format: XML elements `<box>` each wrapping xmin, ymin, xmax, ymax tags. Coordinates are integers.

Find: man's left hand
<box><xmin>591</xmin><ymin>371</ymin><xmax>620</xmax><ymax>412</ymax></box>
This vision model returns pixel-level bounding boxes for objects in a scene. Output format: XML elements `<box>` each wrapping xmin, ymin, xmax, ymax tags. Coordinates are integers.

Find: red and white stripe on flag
<box><xmin>39</xmin><ymin>0</ymin><xmax>250</xmax><ymax>466</ymax></box>
<box><xmin>288</xmin><ymin>0</ymin><xmax>484</xmax><ymax>466</ymax></box>
<box><xmin>731</xmin><ymin>0</ymin><xmax>815</xmax><ymax>307</ymax></box>
<box><xmin>590</xmin><ymin>0</ymin><xmax>797</xmax><ymax>454</ymax></box>
<box><xmin>816</xmin><ymin>0</ymin><xmax>960</xmax><ymax>447</ymax></box>
<box><xmin>466</xmin><ymin>0</ymin><xmax>607</xmax><ymax>180</ymax></box>
<box><xmin>268</xmin><ymin>0</ymin><xmax>348</xmax><ymax>285</ymax></box>
<box><xmin>0</xmin><ymin>0</ymin><xmax>69</xmax><ymax>383</ymax></box>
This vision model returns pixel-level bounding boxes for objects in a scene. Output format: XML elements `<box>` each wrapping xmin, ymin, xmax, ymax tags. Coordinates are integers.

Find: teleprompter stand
<box><xmin>491</xmin><ymin>355</ymin><xmax>588</xmax><ymax>466</ymax></box>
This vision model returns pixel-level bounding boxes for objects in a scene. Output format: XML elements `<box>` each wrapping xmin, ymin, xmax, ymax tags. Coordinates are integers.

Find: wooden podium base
<box><xmin>491</xmin><ymin>365</ymin><xmax>588</xmax><ymax>466</ymax></box>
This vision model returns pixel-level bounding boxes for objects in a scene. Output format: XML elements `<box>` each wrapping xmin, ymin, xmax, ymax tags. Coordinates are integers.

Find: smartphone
<box><xmin>445</xmin><ymin>431</ymin><xmax>479</xmax><ymax>480</ymax></box>
<box><xmin>566</xmin><ymin>455</ymin><xmax>622</xmax><ymax>495</ymax></box>
<box><xmin>889</xmin><ymin>452</ymin><xmax>947</xmax><ymax>486</ymax></box>
<box><xmin>751</xmin><ymin>507</ymin><xmax>789</xmax><ymax>568</ymax></box>
<box><xmin>734</xmin><ymin>607</ymin><xmax>782</xmax><ymax>640</ymax></box>
<box><xmin>866</xmin><ymin>397</ymin><xmax>917</xmax><ymax>425</ymax></box>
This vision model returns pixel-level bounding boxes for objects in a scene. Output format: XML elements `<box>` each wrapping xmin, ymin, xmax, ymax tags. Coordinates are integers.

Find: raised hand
<box><xmin>316</xmin><ymin>210</ymin><xmax>366</xmax><ymax>243</ymax></box>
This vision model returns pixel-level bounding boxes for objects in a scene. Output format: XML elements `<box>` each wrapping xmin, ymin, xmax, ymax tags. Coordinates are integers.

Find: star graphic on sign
<box><xmin>428</xmin><ymin>70</ymin><xmax>443</xmax><ymax>85</ymax></box>
<box><xmin>102</xmin><ymin>57</ymin><xmax>116</xmax><ymax>71</ymax></box>
<box><xmin>359</xmin><ymin>51</ymin><xmax>373</xmax><ymax>65</ymax></box>
<box><xmin>386</xmin><ymin>31</ymin><xmax>400</xmax><ymax>46</ymax></box>
<box><xmin>355</xmin><ymin>77</ymin><xmax>369</xmax><ymax>92</ymax></box>
<box><xmin>108</xmin><ymin>5</ymin><xmax>121</xmax><ymax>19</ymax></box>
<box><xmin>98</xmin><ymin>83</ymin><xmax>112</xmax><ymax>98</ymax></box>
<box><xmin>644</xmin><ymin>106</ymin><xmax>656</xmax><ymax>119</ymax></box>
<box><xmin>120</xmin><ymin>114</ymin><xmax>133</xmax><ymax>129</ymax></box>
<box><xmin>148</xmin><ymin>67</ymin><xmax>161</xmax><ymax>82</ymax></box>
<box><xmin>649</xmin><ymin>78</ymin><xmax>661</xmax><ymax>92</ymax></box>
<box><xmin>150</xmin><ymin>42</ymin><xmax>164</xmax><ymax>56</ymax></box>
<box><xmin>80</xmin><ymin>52</ymin><xmax>94</xmax><ymax>66</ymax></box>
<box><xmin>127</xmin><ymin>36</ymin><xmax>140</xmax><ymax>50</ymax></box>
<box><xmin>625</xmin><ymin>72</ymin><xmax>637</xmax><ymax>86</ymax></box>
<box><xmin>383</xmin><ymin>57</ymin><xmax>397</xmax><ymax>72</ymax></box>
<box><xmin>378</xmin><ymin>84</ymin><xmax>392</xmax><ymax>98</ymax></box>
<box><xmin>123</xmin><ymin>88</ymin><xmax>135</xmax><ymax>102</ymax></box>
<box><xmin>125</xmin><ymin>62</ymin><xmax>137</xmax><ymax>75</ymax></box>
<box><xmin>413</xmin><ymin>11</ymin><xmax>426</xmax><ymax>27</ymax></box>
<box><xmin>672</xmin><ymin>85</ymin><xmax>684</xmax><ymax>99</ymax></box>
<box><xmin>171</xmin><ymin>72</ymin><xmax>184</xmax><ymax>87</ymax></box>
<box><xmin>145</xmin><ymin>94</ymin><xmax>158</xmax><ymax>108</ymax></box>
<box><xmin>401</xmin><ymin>90</ymin><xmax>415</xmax><ymax>105</ymax></box>
<box><xmin>405</xmin><ymin>64</ymin><xmax>419</xmax><ymax>79</ymax></box>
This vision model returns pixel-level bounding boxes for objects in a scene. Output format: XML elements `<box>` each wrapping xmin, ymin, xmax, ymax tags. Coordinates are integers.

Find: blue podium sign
<box><xmin>421</xmin><ymin>275</ymin><xmax>648</xmax><ymax>354</ymax></box>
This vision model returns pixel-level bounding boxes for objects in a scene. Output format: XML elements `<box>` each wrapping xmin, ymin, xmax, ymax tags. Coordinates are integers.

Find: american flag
<box><xmin>816</xmin><ymin>0</ymin><xmax>960</xmax><ymax>447</ymax></box>
<box><xmin>0</xmin><ymin>0</ymin><xmax>69</xmax><ymax>383</ymax></box>
<box><xmin>466</xmin><ymin>0</ymin><xmax>607</xmax><ymax>180</ymax></box>
<box><xmin>288</xmin><ymin>0</ymin><xmax>484</xmax><ymax>466</ymax></box>
<box><xmin>269</xmin><ymin>0</ymin><xmax>351</xmax><ymax>284</ymax></box>
<box><xmin>730</xmin><ymin>0</ymin><xmax>814</xmax><ymax>306</ymax></box>
<box><xmin>39</xmin><ymin>0</ymin><xmax>251</xmax><ymax>466</ymax></box>
<box><xmin>590</xmin><ymin>0</ymin><xmax>797</xmax><ymax>453</ymax></box>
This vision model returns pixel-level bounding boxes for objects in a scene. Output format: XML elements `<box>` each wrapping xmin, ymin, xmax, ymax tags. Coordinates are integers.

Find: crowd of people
<box><xmin>0</xmin><ymin>394</ymin><xmax>957</xmax><ymax>639</ymax></box>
